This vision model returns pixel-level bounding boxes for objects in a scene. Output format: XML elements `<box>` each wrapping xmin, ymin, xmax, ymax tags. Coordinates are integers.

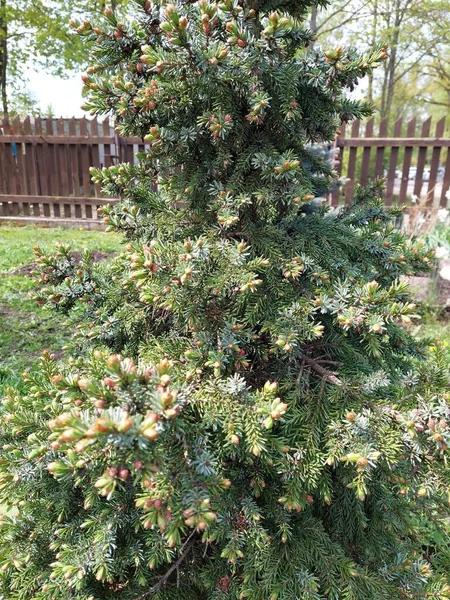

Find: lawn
<box><xmin>0</xmin><ymin>225</ymin><xmax>121</xmax><ymax>395</ymax></box>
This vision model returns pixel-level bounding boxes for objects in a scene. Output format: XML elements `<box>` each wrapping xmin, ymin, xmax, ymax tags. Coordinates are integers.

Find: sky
<box><xmin>28</xmin><ymin>71</ymin><xmax>85</xmax><ymax>117</ymax></box>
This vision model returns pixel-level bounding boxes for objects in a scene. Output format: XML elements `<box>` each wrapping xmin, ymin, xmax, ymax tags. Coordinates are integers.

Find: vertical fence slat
<box><xmin>385</xmin><ymin>118</ymin><xmax>403</xmax><ymax>205</ymax></box>
<box><xmin>427</xmin><ymin>117</ymin><xmax>445</xmax><ymax>206</ymax></box>
<box><xmin>35</xmin><ymin>117</ymin><xmax>50</xmax><ymax>216</ymax></box>
<box><xmin>331</xmin><ymin>122</ymin><xmax>345</xmax><ymax>206</ymax></box>
<box><xmin>399</xmin><ymin>118</ymin><xmax>416</xmax><ymax>204</ymax></box>
<box><xmin>440</xmin><ymin>144</ymin><xmax>450</xmax><ymax>208</ymax></box>
<box><xmin>374</xmin><ymin>118</ymin><xmax>388</xmax><ymax>178</ymax></box>
<box><xmin>413</xmin><ymin>117</ymin><xmax>432</xmax><ymax>200</ymax></box>
<box><xmin>57</xmin><ymin>118</ymin><xmax>72</xmax><ymax>218</ymax></box>
<box><xmin>68</xmin><ymin>118</ymin><xmax>82</xmax><ymax>218</ymax></box>
<box><xmin>90</xmin><ymin>117</ymin><xmax>102</xmax><ymax>201</ymax></box>
<box><xmin>102</xmin><ymin>118</ymin><xmax>112</xmax><ymax>171</ymax></box>
<box><xmin>344</xmin><ymin>119</ymin><xmax>360</xmax><ymax>204</ymax></box>
<box><xmin>360</xmin><ymin>117</ymin><xmax>374</xmax><ymax>186</ymax></box>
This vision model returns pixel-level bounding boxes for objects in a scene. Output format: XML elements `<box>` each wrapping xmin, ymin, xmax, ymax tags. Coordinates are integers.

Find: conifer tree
<box><xmin>1</xmin><ymin>1</ymin><xmax>450</xmax><ymax>599</ymax></box>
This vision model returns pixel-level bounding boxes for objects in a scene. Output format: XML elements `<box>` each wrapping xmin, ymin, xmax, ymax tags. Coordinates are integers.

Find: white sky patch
<box><xmin>28</xmin><ymin>71</ymin><xmax>85</xmax><ymax>117</ymax></box>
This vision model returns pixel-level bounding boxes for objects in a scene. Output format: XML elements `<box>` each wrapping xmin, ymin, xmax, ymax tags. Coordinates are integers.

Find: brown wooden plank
<box><xmin>102</xmin><ymin>118</ymin><xmax>113</xmax><ymax>172</ymax></box>
<box><xmin>0</xmin><ymin>194</ymin><xmax>118</xmax><ymax>205</ymax></box>
<box><xmin>68</xmin><ymin>118</ymin><xmax>82</xmax><ymax>218</ymax></box>
<box><xmin>336</xmin><ymin>137</ymin><xmax>450</xmax><ymax>148</ymax></box>
<box><xmin>413</xmin><ymin>117</ymin><xmax>431</xmax><ymax>199</ymax></box>
<box><xmin>13</xmin><ymin>116</ymin><xmax>27</xmax><ymax>198</ymax></box>
<box><xmin>2</xmin><ymin>119</ymin><xmax>17</xmax><ymax>198</ymax></box>
<box><xmin>344</xmin><ymin>119</ymin><xmax>360</xmax><ymax>204</ymax></box>
<box><xmin>374</xmin><ymin>118</ymin><xmax>388</xmax><ymax>178</ymax></box>
<box><xmin>46</xmin><ymin>118</ymin><xmax>59</xmax><ymax>216</ymax></box>
<box><xmin>34</xmin><ymin>117</ymin><xmax>49</xmax><ymax>211</ymax></box>
<box><xmin>89</xmin><ymin>117</ymin><xmax>102</xmax><ymax>198</ymax></box>
<box><xmin>399</xmin><ymin>118</ymin><xmax>416</xmax><ymax>204</ymax></box>
<box><xmin>427</xmin><ymin>117</ymin><xmax>445</xmax><ymax>206</ymax></box>
<box><xmin>386</xmin><ymin>131</ymin><xmax>400</xmax><ymax>204</ymax></box>
<box><xmin>79</xmin><ymin>118</ymin><xmax>92</xmax><ymax>218</ymax></box>
<box><xmin>360</xmin><ymin>117</ymin><xmax>374</xmax><ymax>186</ymax></box>
<box><xmin>440</xmin><ymin>145</ymin><xmax>450</xmax><ymax>208</ymax></box>
<box><xmin>23</xmin><ymin>117</ymin><xmax>38</xmax><ymax>197</ymax></box>
<box><xmin>0</xmin><ymin>134</ymin><xmax>115</xmax><ymax>144</ymax></box>
<box><xmin>57</xmin><ymin>118</ymin><xmax>71</xmax><ymax>218</ymax></box>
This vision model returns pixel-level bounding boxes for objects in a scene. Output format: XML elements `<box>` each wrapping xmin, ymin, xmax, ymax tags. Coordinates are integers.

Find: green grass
<box><xmin>0</xmin><ymin>225</ymin><xmax>121</xmax><ymax>394</ymax></box>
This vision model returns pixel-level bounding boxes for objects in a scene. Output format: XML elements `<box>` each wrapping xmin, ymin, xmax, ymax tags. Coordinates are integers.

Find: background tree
<box><xmin>0</xmin><ymin>1</ymin><xmax>449</xmax><ymax>599</ymax></box>
<box><xmin>312</xmin><ymin>0</ymin><xmax>450</xmax><ymax>122</ymax></box>
<box><xmin>0</xmin><ymin>0</ymin><xmax>129</xmax><ymax>117</ymax></box>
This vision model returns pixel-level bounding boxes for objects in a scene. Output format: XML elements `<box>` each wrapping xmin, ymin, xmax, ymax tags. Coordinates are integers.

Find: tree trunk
<box><xmin>384</xmin><ymin>0</ymin><xmax>402</xmax><ymax>119</ymax></box>
<box><xmin>367</xmin><ymin>0</ymin><xmax>378</xmax><ymax>104</ymax></box>
<box><xmin>0</xmin><ymin>0</ymin><xmax>8</xmax><ymax>117</ymax></box>
<box><xmin>310</xmin><ymin>5</ymin><xmax>318</xmax><ymax>33</ymax></box>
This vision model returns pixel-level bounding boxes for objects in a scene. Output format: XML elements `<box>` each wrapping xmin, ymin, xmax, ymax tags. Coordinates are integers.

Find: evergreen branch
<box><xmin>302</xmin><ymin>355</ymin><xmax>343</xmax><ymax>386</ymax></box>
<box><xmin>137</xmin><ymin>534</ymin><xmax>198</xmax><ymax>599</ymax></box>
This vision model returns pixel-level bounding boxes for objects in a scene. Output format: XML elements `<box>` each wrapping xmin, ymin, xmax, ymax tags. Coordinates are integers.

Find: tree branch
<box><xmin>301</xmin><ymin>355</ymin><xmax>343</xmax><ymax>386</ymax></box>
<box><xmin>135</xmin><ymin>534</ymin><xmax>197</xmax><ymax>599</ymax></box>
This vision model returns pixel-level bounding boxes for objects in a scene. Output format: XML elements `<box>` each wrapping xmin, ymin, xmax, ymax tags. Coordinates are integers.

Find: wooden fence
<box><xmin>333</xmin><ymin>116</ymin><xmax>450</xmax><ymax>207</ymax></box>
<box><xmin>0</xmin><ymin>116</ymin><xmax>145</xmax><ymax>227</ymax></box>
<box><xmin>0</xmin><ymin>115</ymin><xmax>449</xmax><ymax>226</ymax></box>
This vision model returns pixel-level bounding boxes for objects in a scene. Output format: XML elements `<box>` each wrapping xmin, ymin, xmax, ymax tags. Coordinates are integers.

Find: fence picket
<box><xmin>427</xmin><ymin>117</ymin><xmax>445</xmax><ymax>206</ymax></box>
<box><xmin>344</xmin><ymin>119</ymin><xmax>360</xmax><ymax>204</ymax></box>
<box><xmin>360</xmin><ymin>118</ymin><xmax>374</xmax><ymax>186</ymax></box>
<box><xmin>399</xmin><ymin>118</ymin><xmax>417</xmax><ymax>204</ymax></box>
<box><xmin>385</xmin><ymin>118</ymin><xmax>403</xmax><ymax>205</ymax></box>
<box><xmin>413</xmin><ymin>117</ymin><xmax>432</xmax><ymax>200</ymax></box>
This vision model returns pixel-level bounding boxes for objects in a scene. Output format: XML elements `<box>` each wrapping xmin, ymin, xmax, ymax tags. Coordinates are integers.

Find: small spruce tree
<box><xmin>1</xmin><ymin>1</ymin><xmax>450</xmax><ymax>599</ymax></box>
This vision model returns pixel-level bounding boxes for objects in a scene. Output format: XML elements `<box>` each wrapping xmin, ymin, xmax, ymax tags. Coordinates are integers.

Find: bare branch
<box><xmin>135</xmin><ymin>534</ymin><xmax>197</xmax><ymax>600</ymax></box>
<box><xmin>301</xmin><ymin>355</ymin><xmax>343</xmax><ymax>386</ymax></box>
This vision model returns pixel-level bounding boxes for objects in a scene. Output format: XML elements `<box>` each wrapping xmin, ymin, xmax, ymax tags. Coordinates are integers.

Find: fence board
<box><xmin>427</xmin><ymin>117</ymin><xmax>445</xmax><ymax>205</ymax></box>
<box><xmin>384</xmin><ymin>119</ymin><xmax>402</xmax><ymax>205</ymax></box>
<box><xmin>344</xmin><ymin>119</ymin><xmax>360</xmax><ymax>204</ymax></box>
<box><xmin>398</xmin><ymin>118</ymin><xmax>416</xmax><ymax>204</ymax></box>
<box><xmin>374</xmin><ymin>118</ymin><xmax>388</xmax><ymax>178</ymax></box>
<box><xmin>360</xmin><ymin>118</ymin><xmax>374</xmax><ymax>186</ymax></box>
<box><xmin>413</xmin><ymin>117</ymin><xmax>431</xmax><ymax>200</ymax></box>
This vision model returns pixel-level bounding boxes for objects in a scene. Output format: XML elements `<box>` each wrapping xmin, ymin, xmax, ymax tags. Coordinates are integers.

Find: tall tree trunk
<box><xmin>367</xmin><ymin>0</ymin><xmax>378</xmax><ymax>104</ymax></box>
<box><xmin>310</xmin><ymin>5</ymin><xmax>318</xmax><ymax>33</ymax></box>
<box><xmin>384</xmin><ymin>0</ymin><xmax>402</xmax><ymax>119</ymax></box>
<box><xmin>0</xmin><ymin>0</ymin><xmax>8</xmax><ymax>117</ymax></box>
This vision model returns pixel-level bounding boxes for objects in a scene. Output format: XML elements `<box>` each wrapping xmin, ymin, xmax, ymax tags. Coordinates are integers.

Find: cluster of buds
<box><xmin>284</xmin><ymin>100</ymin><xmax>302</xmax><ymax>122</ymax></box>
<box><xmin>283</xmin><ymin>256</ymin><xmax>305</xmax><ymax>279</ymax></box>
<box><xmin>206</xmin><ymin>113</ymin><xmax>233</xmax><ymax>139</ymax></box>
<box><xmin>257</xmin><ymin>396</ymin><xmax>288</xmax><ymax>430</ymax></box>
<box><xmin>70</xmin><ymin>19</ymin><xmax>92</xmax><ymax>36</ymax></box>
<box><xmin>140</xmin><ymin>46</ymin><xmax>165</xmax><ymax>73</ymax></box>
<box><xmin>324</xmin><ymin>46</ymin><xmax>345</xmax><ymax>64</ymax></box>
<box><xmin>225</xmin><ymin>21</ymin><xmax>248</xmax><ymax>48</ymax></box>
<box><xmin>208</xmin><ymin>47</ymin><xmax>228</xmax><ymax>66</ymax></box>
<box><xmin>183</xmin><ymin>498</ymin><xmax>218</xmax><ymax>530</ymax></box>
<box><xmin>240</xmin><ymin>277</ymin><xmax>263</xmax><ymax>293</ymax></box>
<box><xmin>200</xmin><ymin>1</ymin><xmax>219</xmax><ymax>36</ymax></box>
<box><xmin>246</xmin><ymin>94</ymin><xmax>270</xmax><ymax>125</ymax></box>
<box><xmin>262</xmin><ymin>11</ymin><xmax>292</xmax><ymax>37</ymax></box>
<box><xmin>127</xmin><ymin>244</ymin><xmax>159</xmax><ymax>288</ymax></box>
<box><xmin>278</xmin><ymin>493</ymin><xmax>314</xmax><ymax>513</ymax></box>
<box><xmin>144</xmin><ymin>125</ymin><xmax>163</xmax><ymax>148</ymax></box>
<box><xmin>140</xmin><ymin>498</ymin><xmax>175</xmax><ymax>537</ymax></box>
<box><xmin>341</xmin><ymin>450</ymin><xmax>382</xmax><ymax>472</ymax></box>
<box><xmin>274</xmin><ymin>159</ymin><xmax>300</xmax><ymax>176</ymax></box>
<box><xmin>275</xmin><ymin>333</ymin><xmax>296</xmax><ymax>352</ymax></box>
<box><xmin>133</xmin><ymin>79</ymin><xmax>159</xmax><ymax>111</ymax></box>
<box><xmin>160</xmin><ymin>4</ymin><xmax>189</xmax><ymax>46</ymax></box>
